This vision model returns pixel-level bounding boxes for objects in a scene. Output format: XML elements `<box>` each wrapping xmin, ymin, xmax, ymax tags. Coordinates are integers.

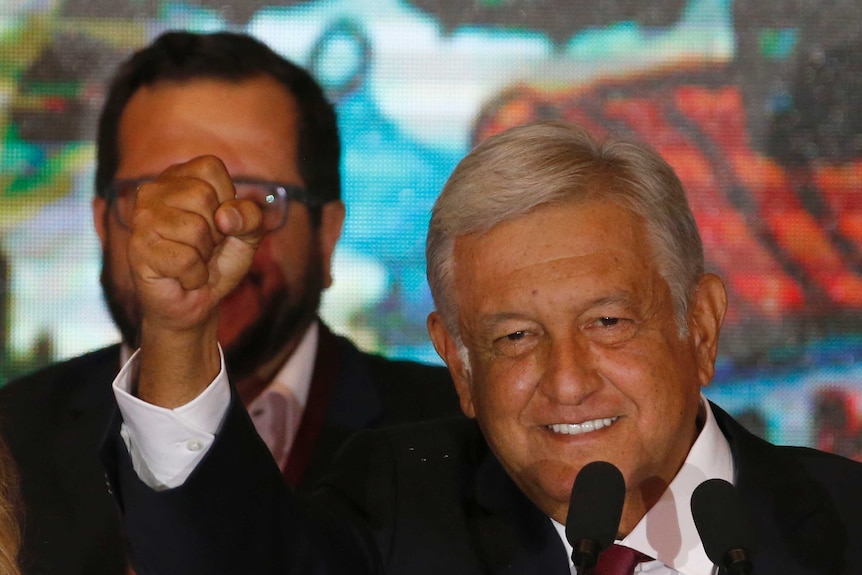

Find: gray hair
<box><xmin>426</xmin><ymin>121</ymin><xmax>704</xmax><ymax>341</ymax></box>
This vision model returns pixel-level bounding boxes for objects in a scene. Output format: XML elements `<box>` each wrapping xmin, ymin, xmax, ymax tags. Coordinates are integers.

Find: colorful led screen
<box><xmin>1</xmin><ymin>0</ymin><xmax>862</xmax><ymax>456</ymax></box>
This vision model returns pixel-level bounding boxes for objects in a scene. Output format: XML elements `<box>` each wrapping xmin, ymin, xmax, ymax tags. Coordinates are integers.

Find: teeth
<box><xmin>548</xmin><ymin>417</ymin><xmax>618</xmax><ymax>435</ymax></box>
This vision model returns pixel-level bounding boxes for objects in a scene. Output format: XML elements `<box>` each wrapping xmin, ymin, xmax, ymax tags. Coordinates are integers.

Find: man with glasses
<box><xmin>0</xmin><ymin>31</ymin><xmax>459</xmax><ymax>575</ymax></box>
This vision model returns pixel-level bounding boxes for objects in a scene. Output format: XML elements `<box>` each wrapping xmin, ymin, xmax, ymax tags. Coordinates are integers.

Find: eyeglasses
<box><xmin>104</xmin><ymin>178</ymin><xmax>318</xmax><ymax>232</ymax></box>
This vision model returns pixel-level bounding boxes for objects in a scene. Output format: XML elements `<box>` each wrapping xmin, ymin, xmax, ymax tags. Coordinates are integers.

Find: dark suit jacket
<box><xmin>107</xmin><ymin>398</ymin><xmax>862</xmax><ymax>575</ymax></box>
<box><xmin>0</xmin><ymin>323</ymin><xmax>459</xmax><ymax>575</ymax></box>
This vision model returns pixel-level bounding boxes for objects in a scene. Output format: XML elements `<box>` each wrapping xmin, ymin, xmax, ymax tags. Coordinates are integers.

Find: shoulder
<box><xmin>714</xmin><ymin>401</ymin><xmax>862</xmax><ymax>471</ymax></box>
<box><xmin>714</xmin><ymin>401</ymin><xmax>862</xmax><ymax>515</ymax></box>
<box><xmin>330</xmin><ymin>416</ymin><xmax>481</xmax><ymax>471</ymax></box>
<box><xmin>323</xmin><ymin>327</ymin><xmax>461</xmax><ymax>421</ymax></box>
<box><xmin>773</xmin><ymin>443</ymin><xmax>862</xmax><ymax>489</ymax></box>
<box><xmin>319</xmin><ymin>416</ymin><xmax>483</xmax><ymax>497</ymax></box>
<box><xmin>313</xmin><ymin>417</ymin><xmax>484</xmax><ymax>534</ymax></box>
<box><xmin>369</xmin><ymin>415</ymin><xmax>480</xmax><ymax>452</ymax></box>
<box><xmin>0</xmin><ymin>345</ymin><xmax>119</xmax><ymax>399</ymax></box>
<box><xmin>0</xmin><ymin>345</ymin><xmax>120</xmax><ymax>428</ymax></box>
<box><xmin>332</xmin><ymin>329</ymin><xmax>451</xmax><ymax>384</ymax></box>
<box><xmin>367</xmin><ymin>354</ymin><xmax>461</xmax><ymax>419</ymax></box>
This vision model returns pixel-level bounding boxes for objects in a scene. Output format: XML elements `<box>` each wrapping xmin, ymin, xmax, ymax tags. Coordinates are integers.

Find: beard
<box><xmin>222</xmin><ymin>255</ymin><xmax>323</xmax><ymax>382</ymax></box>
<box><xmin>99</xmin><ymin>243</ymin><xmax>325</xmax><ymax>383</ymax></box>
<box><xmin>100</xmin><ymin>255</ymin><xmax>140</xmax><ymax>350</ymax></box>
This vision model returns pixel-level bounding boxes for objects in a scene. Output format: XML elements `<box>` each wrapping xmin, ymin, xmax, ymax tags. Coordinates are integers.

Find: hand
<box><xmin>128</xmin><ymin>155</ymin><xmax>265</xmax><ymax>406</ymax></box>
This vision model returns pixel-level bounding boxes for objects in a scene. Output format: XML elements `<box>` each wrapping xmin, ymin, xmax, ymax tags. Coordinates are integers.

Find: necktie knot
<box><xmin>592</xmin><ymin>544</ymin><xmax>651</xmax><ymax>575</ymax></box>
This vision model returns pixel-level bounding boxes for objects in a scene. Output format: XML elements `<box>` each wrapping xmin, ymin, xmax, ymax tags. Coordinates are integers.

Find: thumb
<box><xmin>215</xmin><ymin>198</ymin><xmax>265</xmax><ymax>243</ymax></box>
<box><xmin>209</xmin><ymin>199</ymin><xmax>265</xmax><ymax>298</ymax></box>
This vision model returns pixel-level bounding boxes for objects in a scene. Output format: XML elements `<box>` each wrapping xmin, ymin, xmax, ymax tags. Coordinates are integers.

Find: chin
<box><xmin>217</xmin><ymin>315</ymin><xmax>254</xmax><ymax>346</ymax></box>
<box><xmin>217</xmin><ymin>307</ymin><xmax>255</xmax><ymax>345</ymax></box>
<box><xmin>219</xmin><ymin>290</ymin><xmax>263</xmax><ymax>337</ymax></box>
<box><xmin>517</xmin><ymin>458</ymin><xmax>581</xmax><ymax>510</ymax></box>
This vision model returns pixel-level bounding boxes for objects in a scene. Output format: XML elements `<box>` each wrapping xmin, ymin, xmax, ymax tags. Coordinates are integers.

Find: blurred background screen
<box><xmin>1</xmin><ymin>0</ymin><xmax>861</xmax><ymax>456</ymax></box>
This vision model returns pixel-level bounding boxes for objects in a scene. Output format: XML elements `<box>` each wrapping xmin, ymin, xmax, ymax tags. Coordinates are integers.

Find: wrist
<box><xmin>137</xmin><ymin>316</ymin><xmax>221</xmax><ymax>408</ymax></box>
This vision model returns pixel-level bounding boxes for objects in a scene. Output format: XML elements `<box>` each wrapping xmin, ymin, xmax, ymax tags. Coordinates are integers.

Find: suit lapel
<box><xmin>55</xmin><ymin>346</ymin><xmax>122</xmax><ymax>499</ymax></box>
<box><xmin>50</xmin><ymin>346</ymin><xmax>127</xmax><ymax>570</ymax></box>
<box><xmin>290</xmin><ymin>324</ymin><xmax>388</xmax><ymax>490</ymax></box>
<box><xmin>283</xmin><ymin>324</ymin><xmax>341</xmax><ymax>487</ymax></box>
<box><xmin>713</xmin><ymin>403</ymin><xmax>845</xmax><ymax>575</ymax></box>
<box><xmin>467</xmin><ymin>445</ymin><xmax>571</xmax><ymax>575</ymax></box>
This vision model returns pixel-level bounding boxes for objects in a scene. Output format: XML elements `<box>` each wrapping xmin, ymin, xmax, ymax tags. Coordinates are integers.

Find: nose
<box><xmin>537</xmin><ymin>335</ymin><xmax>602</xmax><ymax>405</ymax></box>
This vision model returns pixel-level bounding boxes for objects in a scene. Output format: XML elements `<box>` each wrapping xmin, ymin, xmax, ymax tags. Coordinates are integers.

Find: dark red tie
<box><xmin>592</xmin><ymin>544</ymin><xmax>652</xmax><ymax>575</ymax></box>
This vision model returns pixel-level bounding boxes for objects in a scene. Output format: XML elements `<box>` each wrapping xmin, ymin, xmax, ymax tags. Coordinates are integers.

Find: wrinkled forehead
<box><xmin>449</xmin><ymin>200</ymin><xmax>653</xmax><ymax>293</ymax></box>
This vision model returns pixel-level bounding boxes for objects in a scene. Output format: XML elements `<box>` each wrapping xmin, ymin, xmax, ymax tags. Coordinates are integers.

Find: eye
<box><xmin>491</xmin><ymin>329</ymin><xmax>538</xmax><ymax>357</ymax></box>
<box><xmin>585</xmin><ymin>316</ymin><xmax>637</xmax><ymax>344</ymax></box>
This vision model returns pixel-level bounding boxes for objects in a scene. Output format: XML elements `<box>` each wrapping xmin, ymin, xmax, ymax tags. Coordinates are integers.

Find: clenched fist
<box><xmin>129</xmin><ymin>155</ymin><xmax>265</xmax><ymax>407</ymax></box>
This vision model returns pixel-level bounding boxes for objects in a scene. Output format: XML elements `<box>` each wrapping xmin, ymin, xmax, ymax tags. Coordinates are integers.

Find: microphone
<box><xmin>691</xmin><ymin>478</ymin><xmax>756</xmax><ymax>575</ymax></box>
<box><xmin>565</xmin><ymin>461</ymin><xmax>626</xmax><ymax>573</ymax></box>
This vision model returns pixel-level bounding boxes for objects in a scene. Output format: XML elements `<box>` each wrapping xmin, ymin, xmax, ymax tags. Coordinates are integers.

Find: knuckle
<box><xmin>188</xmin><ymin>215</ymin><xmax>216</xmax><ymax>250</ymax></box>
<box><xmin>129</xmin><ymin>198</ymin><xmax>157</xmax><ymax>226</ymax></box>
<box><xmin>189</xmin><ymin>182</ymin><xmax>221</xmax><ymax>211</ymax></box>
<box><xmin>192</xmin><ymin>155</ymin><xmax>229</xmax><ymax>182</ymax></box>
<box><xmin>175</xmin><ymin>247</ymin><xmax>202</xmax><ymax>274</ymax></box>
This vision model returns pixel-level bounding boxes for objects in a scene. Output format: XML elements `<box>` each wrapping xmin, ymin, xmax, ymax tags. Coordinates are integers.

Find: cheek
<box><xmin>255</xmin><ymin>228</ymin><xmax>315</xmax><ymax>286</ymax></box>
<box><xmin>105</xmin><ymin>234</ymin><xmax>134</xmax><ymax>284</ymax></box>
<box><xmin>471</xmin><ymin>356</ymin><xmax>538</xmax><ymax>419</ymax></box>
<box><xmin>252</xmin><ymin>237</ymin><xmax>293</xmax><ymax>287</ymax></box>
<box><xmin>610</xmin><ymin>345</ymin><xmax>701</xmax><ymax>434</ymax></box>
<box><xmin>595</xmin><ymin>338</ymin><xmax>697</xmax><ymax>419</ymax></box>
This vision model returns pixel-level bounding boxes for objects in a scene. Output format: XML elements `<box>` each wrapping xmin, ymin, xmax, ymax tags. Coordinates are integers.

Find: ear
<box><xmin>688</xmin><ymin>273</ymin><xmax>727</xmax><ymax>388</ymax></box>
<box><xmin>92</xmin><ymin>197</ymin><xmax>109</xmax><ymax>250</ymax></box>
<box><xmin>318</xmin><ymin>200</ymin><xmax>345</xmax><ymax>289</ymax></box>
<box><xmin>427</xmin><ymin>311</ymin><xmax>476</xmax><ymax>419</ymax></box>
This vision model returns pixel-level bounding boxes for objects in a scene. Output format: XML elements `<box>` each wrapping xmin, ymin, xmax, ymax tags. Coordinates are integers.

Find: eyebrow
<box><xmin>474</xmin><ymin>292</ymin><xmax>639</xmax><ymax>329</ymax></box>
<box><xmin>586</xmin><ymin>292</ymin><xmax>638</xmax><ymax>311</ymax></box>
<box><xmin>476</xmin><ymin>312</ymin><xmax>529</xmax><ymax>330</ymax></box>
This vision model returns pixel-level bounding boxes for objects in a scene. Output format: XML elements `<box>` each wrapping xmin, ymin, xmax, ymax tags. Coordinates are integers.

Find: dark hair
<box><xmin>95</xmin><ymin>30</ymin><xmax>341</xmax><ymax>206</ymax></box>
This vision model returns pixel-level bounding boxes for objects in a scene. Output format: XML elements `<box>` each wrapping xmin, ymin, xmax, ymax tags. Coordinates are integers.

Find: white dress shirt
<box><xmin>553</xmin><ymin>397</ymin><xmax>734</xmax><ymax>575</ymax></box>
<box><xmin>246</xmin><ymin>323</ymin><xmax>317</xmax><ymax>469</ymax></box>
<box><xmin>114</xmin><ymin>322</ymin><xmax>318</xmax><ymax>489</ymax></box>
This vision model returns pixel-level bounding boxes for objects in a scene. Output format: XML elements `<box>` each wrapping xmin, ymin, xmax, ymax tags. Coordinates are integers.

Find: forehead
<box><xmin>116</xmin><ymin>75</ymin><xmax>301</xmax><ymax>180</ymax></box>
<box><xmin>451</xmin><ymin>199</ymin><xmax>658</xmax><ymax>306</ymax></box>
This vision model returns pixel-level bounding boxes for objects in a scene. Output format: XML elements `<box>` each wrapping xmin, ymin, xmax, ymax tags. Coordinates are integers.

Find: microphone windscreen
<box><xmin>691</xmin><ymin>478</ymin><xmax>756</xmax><ymax>565</ymax></box>
<box><xmin>565</xmin><ymin>460</ymin><xmax>626</xmax><ymax>551</ymax></box>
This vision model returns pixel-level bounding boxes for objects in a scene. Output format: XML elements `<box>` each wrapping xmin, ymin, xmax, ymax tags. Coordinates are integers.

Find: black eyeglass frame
<box><xmin>103</xmin><ymin>177</ymin><xmax>323</xmax><ymax>232</ymax></box>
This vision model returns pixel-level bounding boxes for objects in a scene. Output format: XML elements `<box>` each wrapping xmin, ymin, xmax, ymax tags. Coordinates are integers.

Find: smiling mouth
<box><xmin>547</xmin><ymin>417</ymin><xmax>618</xmax><ymax>436</ymax></box>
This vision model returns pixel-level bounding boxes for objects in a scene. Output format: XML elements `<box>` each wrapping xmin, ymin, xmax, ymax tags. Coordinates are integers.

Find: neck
<box><xmin>234</xmin><ymin>335</ymin><xmax>304</xmax><ymax>405</ymax></box>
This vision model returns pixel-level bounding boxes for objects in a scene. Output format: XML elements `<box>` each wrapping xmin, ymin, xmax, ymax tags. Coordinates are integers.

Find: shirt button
<box><xmin>186</xmin><ymin>439</ymin><xmax>204</xmax><ymax>452</ymax></box>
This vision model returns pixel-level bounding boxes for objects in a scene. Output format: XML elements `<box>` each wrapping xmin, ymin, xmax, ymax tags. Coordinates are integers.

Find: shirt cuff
<box><xmin>113</xmin><ymin>345</ymin><xmax>231</xmax><ymax>490</ymax></box>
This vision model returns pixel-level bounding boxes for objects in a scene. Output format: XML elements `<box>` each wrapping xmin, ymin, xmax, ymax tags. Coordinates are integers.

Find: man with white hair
<box><xmin>105</xmin><ymin>121</ymin><xmax>862</xmax><ymax>574</ymax></box>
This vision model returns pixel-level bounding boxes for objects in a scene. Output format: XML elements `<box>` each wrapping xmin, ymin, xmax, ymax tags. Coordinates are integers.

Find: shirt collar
<box><xmin>620</xmin><ymin>397</ymin><xmax>733</xmax><ymax>574</ymax></box>
<box><xmin>553</xmin><ymin>396</ymin><xmax>734</xmax><ymax>575</ymax></box>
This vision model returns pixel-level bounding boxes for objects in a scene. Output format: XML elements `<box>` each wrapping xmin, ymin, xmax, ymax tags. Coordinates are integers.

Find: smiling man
<box><xmin>429</xmin><ymin>198</ymin><xmax>718</xmax><ymax>534</ymax></box>
<box><xmin>107</xmin><ymin>121</ymin><xmax>862</xmax><ymax>575</ymax></box>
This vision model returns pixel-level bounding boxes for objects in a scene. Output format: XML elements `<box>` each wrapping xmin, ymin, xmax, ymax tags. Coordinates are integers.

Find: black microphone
<box><xmin>691</xmin><ymin>478</ymin><xmax>757</xmax><ymax>575</ymax></box>
<box><xmin>565</xmin><ymin>461</ymin><xmax>626</xmax><ymax>573</ymax></box>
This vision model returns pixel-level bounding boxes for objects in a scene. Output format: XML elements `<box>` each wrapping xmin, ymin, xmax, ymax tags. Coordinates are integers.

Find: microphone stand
<box><xmin>723</xmin><ymin>548</ymin><xmax>753</xmax><ymax>575</ymax></box>
<box><xmin>572</xmin><ymin>539</ymin><xmax>600</xmax><ymax>575</ymax></box>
